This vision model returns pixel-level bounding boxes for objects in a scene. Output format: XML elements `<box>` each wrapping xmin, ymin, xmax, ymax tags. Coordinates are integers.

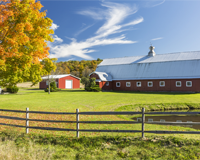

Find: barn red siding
<box><xmin>111</xmin><ymin>79</ymin><xmax>200</xmax><ymax>92</ymax></box>
<box><xmin>90</xmin><ymin>74</ymin><xmax>112</xmax><ymax>90</ymax></box>
<box><xmin>100</xmin><ymin>81</ymin><xmax>113</xmax><ymax>90</ymax></box>
<box><xmin>39</xmin><ymin>79</ymin><xmax>59</xmax><ymax>89</ymax></box>
<box><xmin>89</xmin><ymin>72</ymin><xmax>200</xmax><ymax>92</ymax></box>
<box><xmin>39</xmin><ymin>81</ymin><xmax>47</xmax><ymax>89</ymax></box>
<box><xmin>59</xmin><ymin>76</ymin><xmax>80</xmax><ymax>89</ymax></box>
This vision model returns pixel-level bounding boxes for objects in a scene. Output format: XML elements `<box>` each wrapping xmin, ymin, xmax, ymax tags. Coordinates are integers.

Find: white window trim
<box><xmin>126</xmin><ymin>82</ymin><xmax>131</xmax><ymax>87</ymax></box>
<box><xmin>159</xmin><ymin>81</ymin><xmax>165</xmax><ymax>87</ymax></box>
<box><xmin>176</xmin><ymin>81</ymin><xmax>181</xmax><ymax>87</ymax></box>
<box><xmin>136</xmin><ymin>82</ymin><xmax>141</xmax><ymax>87</ymax></box>
<box><xmin>186</xmin><ymin>81</ymin><xmax>192</xmax><ymax>87</ymax></box>
<box><xmin>148</xmin><ymin>81</ymin><xmax>153</xmax><ymax>87</ymax></box>
<box><xmin>106</xmin><ymin>82</ymin><xmax>109</xmax><ymax>86</ymax></box>
<box><xmin>116</xmin><ymin>82</ymin><xmax>121</xmax><ymax>87</ymax></box>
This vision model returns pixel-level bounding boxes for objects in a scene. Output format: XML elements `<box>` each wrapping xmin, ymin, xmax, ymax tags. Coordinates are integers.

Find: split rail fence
<box><xmin>0</xmin><ymin>108</ymin><xmax>199</xmax><ymax>138</ymax></box>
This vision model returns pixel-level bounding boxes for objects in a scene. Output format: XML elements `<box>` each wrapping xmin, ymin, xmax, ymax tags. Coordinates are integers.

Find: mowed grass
<box><xmin>1</xmin><ymin>88</ymin><xmax>200</xmax><ymax>111</ymax></box>
<box><xmin>0</xmin><ymin>88</ymin><xmax>200</xmax><ymax>138</ymax></box>
<box><xmin>0</xmin><ymin>88</ymin><xmax>200</xmax><ymax>159</ymax></box>
<box><xmin>0</xmin><ymin>88</ymin><xmax>199</xmax><ymax>139</ymax></box>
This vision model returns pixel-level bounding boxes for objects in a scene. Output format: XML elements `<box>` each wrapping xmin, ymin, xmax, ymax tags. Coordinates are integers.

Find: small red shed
<box><xmin>39</xmin><ymin>74</ymin><xmax>80</xmax><ymax>89</ymax></box>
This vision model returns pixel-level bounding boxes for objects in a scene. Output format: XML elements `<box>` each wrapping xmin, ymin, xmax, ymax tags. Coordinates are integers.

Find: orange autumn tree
<box><xmin>0</xmin><ymin>0</ymin><xmax>55</xmax><ymax>87</ymax></box>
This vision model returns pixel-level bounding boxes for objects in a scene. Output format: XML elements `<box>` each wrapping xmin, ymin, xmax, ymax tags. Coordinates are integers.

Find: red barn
<box><xmin>90</xmin><ymin>46</ymin><xmax>200</xmax><ymax>92</ymax></box>
<box><xmin>40</xmin><ymin>74</ymin><xmax>80</xmax><ymax>89</ymax></box>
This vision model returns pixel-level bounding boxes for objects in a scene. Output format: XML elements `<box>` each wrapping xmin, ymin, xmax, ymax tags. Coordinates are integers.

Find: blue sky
<box><xmin>40</xmin><ymin>0</ymin><xmax>200</xmax><ymax>62</ymax></box>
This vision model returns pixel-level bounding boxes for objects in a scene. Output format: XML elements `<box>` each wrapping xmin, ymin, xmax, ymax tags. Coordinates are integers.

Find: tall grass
<box><xmin>0</xmin><ymin>140</ymin><xmax>54</xmax><ymax>160</ymax></box>
<box><xmin>0</xmin><ymin>131</ymin><xmax>199</xmax><ymax>160</ymax></box>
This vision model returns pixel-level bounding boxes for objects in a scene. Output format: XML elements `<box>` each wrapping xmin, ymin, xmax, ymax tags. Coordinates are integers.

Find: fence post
<box><xmin>26</xmin><ymin>108</ymin><xmax>29</xmax><ymax>134</ymax></box>
<box><xmin>76</xmin><ymin>109</ymin><xmax>79</xmax><ymax>138</ymax></box>
<box><xmin>142</xmin><ymin>108</ymin><xmax>145</xmax><ymax>138</ymax></box>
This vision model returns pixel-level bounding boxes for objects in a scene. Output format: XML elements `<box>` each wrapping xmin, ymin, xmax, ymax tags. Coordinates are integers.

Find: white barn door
<box><xmin>65</xmin><ymin>80</ymin><xmax>72</xmax><ymax>89</ymax></box>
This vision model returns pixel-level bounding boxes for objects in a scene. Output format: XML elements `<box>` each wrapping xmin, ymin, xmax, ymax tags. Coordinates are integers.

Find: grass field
<box><xmin>1</xmin><ymin>88</ymin><xmax>200</xmax><ymax>111</ymax></box>
<box><xmin>0</xmin><ymin>88</ymin><xmax>200</xmax><ymax>159</ymax></box>
<box><xmin>0</xmin><ymin>88</ymin><xmax>199</xmax><ymax>138</ymax></box>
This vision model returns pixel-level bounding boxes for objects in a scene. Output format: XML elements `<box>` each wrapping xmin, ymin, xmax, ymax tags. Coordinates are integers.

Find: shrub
<box><xmin>81</xmin><ymin>77</ymin><xmax>90</xmax><ymax>88</ymax></box>
<box><xmin>85</xmin><ymin>85</ymin><xmax>101</xmax><ymax>92</ymax></box>
<box><xmin>50</xmin><ymin>81</ymin><xmax>57</xmax><ymax>90</ymax></box>
<box><xmin>82</xmin><ymin>77</ymin><xmax>101</xmax><ymax>92</ymax></box>
<box><xmin>85</xmin><ymin>87</ymin><xmax>92</xmax><ymax>91</ymax></box>
<box><xmin>44</xmin><ymin>88</ymin><xmax>61</xmax><ymax>92</ymax></box>
<box><xmin>91</xmin><ymin>85</ymin><xmax>101</xmax><ymax>92</ymax></box>
<box><xmin>44</xmin><ymin>81</ymin><xmax>61</xmax><ymax>92</ymax></box>
<box><xmin>6</xmin><ymin>86</ymin><xmax>19</xmax><ymax>93</ymax></box>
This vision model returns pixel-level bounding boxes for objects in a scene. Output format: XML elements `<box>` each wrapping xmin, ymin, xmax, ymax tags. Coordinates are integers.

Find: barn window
<box><xmin>126</xmin><ymin>82</ymin><xmax>131</xmax><ymax>87</ymax></box>
<box><xmin>176</xmin><ymin>81</ymin><xmax>181</xmax><ymax>87</ymax></box>
<box><xmin>116</xmin><ymin>82</ymin><xmax>121</xmax><ymax>87</ymax></box>
<box><xmin>148</xmin><ymin>81</ymin><xmax>153</xmax><ymax>87</ymax></box>
<box><xmin>106</xmin><ymin>82</ymin><xmax>109</xmax><ymax>86</ymax></box>
<box><xmin>159</xmin><ymin>81</ymin><xmax>165</xmax><ymax>87</ymax></box>
<box><xmin>46</xmin><ymin>80</ymin><xmax>49</xmax><ymax>85</ymax></box>
<box><xmin>186</xmin><ymin>81</ymin><xmax>192</xmax><ymax>87</ymax></box>
<box><xmin>136</xmin><ymin>82</ymin><xmax>141</xmax><ymax>87</ymax></box>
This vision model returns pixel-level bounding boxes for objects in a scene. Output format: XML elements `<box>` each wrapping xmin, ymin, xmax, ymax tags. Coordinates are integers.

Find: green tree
<box><xmin>81</xmin><ymin>77</ymin><xmax>100</xmax><ymax>91</ymax></box>
<box><xmin>41</xmin><ymin>58</ymin><xmax>57</xmax><ymax>94</ymax></box>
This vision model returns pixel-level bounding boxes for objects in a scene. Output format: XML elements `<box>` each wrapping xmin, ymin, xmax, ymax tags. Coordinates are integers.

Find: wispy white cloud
<box><xmin>74</xmin><ymin>24</ymin><xmax>95</xmax><ymax>37</ymax></box>
<box><xmin>50</xmin><ymin>23</ymin><xmax>59</xmax><ymax>31</ymax></box>
<box><xmin>145</xmin><ymin>0</ymin><xmax>165</xmax><ymax>8</ymax></box>
<box><xmin>49</xmin><ymin>2</ymin><xmax>143</xmax><ymax>59</ymax></box>
<box><xmin>77</xmin><ymin>8</ymin><xmax>105</xmax><ymax>20</ymax></box>
<box><xmin>53</xmin><ymin>35</ymin><xmax>63</xmax><ymax>43</ymax></box>
<box><xmin>151</xmin><ymin>37</ymin><xmax>163</xmax><ymax>41</ymax></box>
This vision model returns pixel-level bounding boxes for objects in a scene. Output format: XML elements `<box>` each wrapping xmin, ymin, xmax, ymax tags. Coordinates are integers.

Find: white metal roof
<box><xmin>90</xmin><ymin>72</ymin><xmax>112</xmax><ymax>81</ymax></box>
<box><xmin>96</xmin><ymin>51</ymin><xmax>200</xmax><ymax>81</ymax></box>
<box><xmin>42</xmin><ymin>74</ymin><xmax>80</xmax><ymax>80</ymax></box>
<box><xmin>99</xmin><ymin>51</ymin><xmax>200</xmax><ymax>66</ymax></box>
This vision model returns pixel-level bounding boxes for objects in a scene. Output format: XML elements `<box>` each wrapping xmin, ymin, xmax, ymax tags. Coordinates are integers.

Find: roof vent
<box><xmin>148</xmin><ymin>45</ymin><xmax>156</xmax><ymax>56</ymax></box>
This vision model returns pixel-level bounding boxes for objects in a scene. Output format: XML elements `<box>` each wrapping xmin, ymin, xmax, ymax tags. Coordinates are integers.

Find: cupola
<box><xmin>148</xmin><ymin>45</ymin><xmax>156</xmax><ymax>56</ymax></box>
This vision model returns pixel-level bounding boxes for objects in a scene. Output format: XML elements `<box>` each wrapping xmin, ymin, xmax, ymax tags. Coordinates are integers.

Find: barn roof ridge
<box><xmin>41</xmin><ymin>74</ymin><xmax>80</xmax><ymax>80</ymax></box>
<box><xmin>97</xmin><ymin>58</ymin><xmax>200</xmax><ymax>67</ymax></box>
<box><xmin>101</xmin><ymin>50</ymin><xmax>200</xmax><ymax>61</ymax></box>
<box><xmin>98</xmin><ymin>50</ymin><xmax>200</xmax><ymax>66</ymax></box>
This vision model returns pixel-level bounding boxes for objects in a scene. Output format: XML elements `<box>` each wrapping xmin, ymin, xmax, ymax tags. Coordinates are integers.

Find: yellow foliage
<box><xmin>0</xmin><ymin>0</ymin><xmax>55</xmax><ymax>87</ymax></box>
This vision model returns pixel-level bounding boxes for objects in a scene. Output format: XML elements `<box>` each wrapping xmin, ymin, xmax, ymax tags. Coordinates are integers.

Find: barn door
<box><xmin>65</xmin><ymin>80</ymin><xmax>72</xmax><ymax>89</ymax></box>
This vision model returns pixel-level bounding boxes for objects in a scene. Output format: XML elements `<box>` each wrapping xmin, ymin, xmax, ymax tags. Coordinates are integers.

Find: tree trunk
<box><xmin>48</xmin><ymin>74</ymin><xmax>50</xmax><ymax>94</ymax></box>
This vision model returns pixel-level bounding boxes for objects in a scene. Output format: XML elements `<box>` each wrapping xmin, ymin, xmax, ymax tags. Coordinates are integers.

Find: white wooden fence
<box><xmin>0</xmin><ymin>108</ymin><xmax>199</xmax><ymax>138</ymax></box>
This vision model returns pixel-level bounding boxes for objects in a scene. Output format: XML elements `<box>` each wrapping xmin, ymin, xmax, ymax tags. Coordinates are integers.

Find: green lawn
<box><xmin>0</xmin><ymin>88</ymin><xmax>199</xmax><ymax>139</ymax></box>
<box><xmin>0</xmin><ymin>88</ymin><xmax>200</xmax><ymax>159</ymax></box>
<box><xmin>1</xmin><ymin>88</ymin><xmax>200</xmax><ymax>112</ymax></box>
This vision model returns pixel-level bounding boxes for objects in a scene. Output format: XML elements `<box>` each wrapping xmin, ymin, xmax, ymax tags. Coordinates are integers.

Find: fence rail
<box><xmin>0</xmin><ymin>108</ymin><xmax>199</xmax><ymax>137</ymax></box>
